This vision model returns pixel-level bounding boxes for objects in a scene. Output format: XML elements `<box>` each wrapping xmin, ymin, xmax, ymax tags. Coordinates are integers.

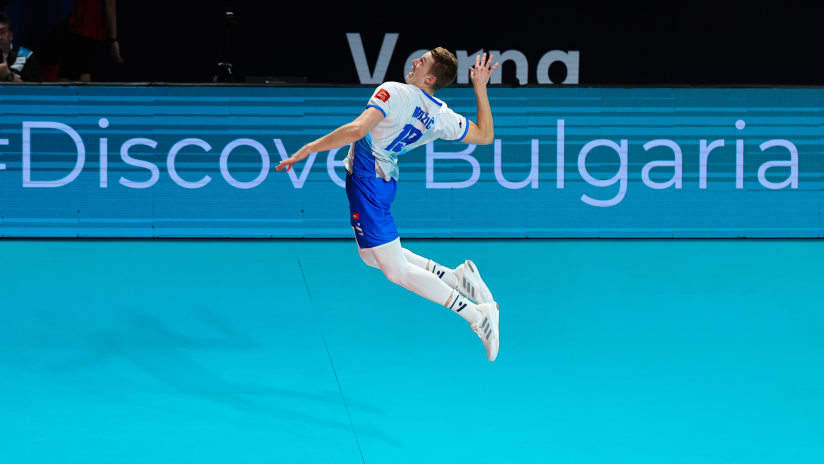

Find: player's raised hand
<box><xmin>276</xmin><ymin>145</ymin><xmax>311</xmax><ymax>172</ymax></box>
<box><xmin>469</xmin><ymin>53</ymin><xmax>499</xmax><ymax>89</ymax></box>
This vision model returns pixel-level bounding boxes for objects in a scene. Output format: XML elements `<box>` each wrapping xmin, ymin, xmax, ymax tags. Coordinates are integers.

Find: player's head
<box><xmin>405</xmin><ymin>47</ymin><xmax>458</xmax><ymax>93</ymax></box>
<box><xmin>0</xmin><ymin>13</ymin><xmax>12</xmax><ymax>55</ymax></box>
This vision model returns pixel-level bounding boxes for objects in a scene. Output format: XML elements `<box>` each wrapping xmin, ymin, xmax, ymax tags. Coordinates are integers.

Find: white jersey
<box><xmin>343</xmin><ymin>81</ymin><xmax>469</xmax><ymax>181</ymax></box>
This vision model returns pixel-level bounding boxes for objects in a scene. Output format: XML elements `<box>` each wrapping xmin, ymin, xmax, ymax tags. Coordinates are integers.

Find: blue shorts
<box><xmin>345</xmin><ymin>173</ymin><xmax>399</xmax><ymax>249</ymax></box>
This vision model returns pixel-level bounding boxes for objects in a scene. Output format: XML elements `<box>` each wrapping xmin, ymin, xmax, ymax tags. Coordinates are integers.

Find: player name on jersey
<box><xmin>412</xmin><ymin>106</ymin><xmax>435</xmax><ymax>130</ymax></box>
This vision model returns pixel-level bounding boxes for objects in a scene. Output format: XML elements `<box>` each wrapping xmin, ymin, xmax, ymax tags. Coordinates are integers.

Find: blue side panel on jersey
<box><xmin>351</xmin><ymin>133</ymin><xmax>377</xmax><ymax>177</ymax></box>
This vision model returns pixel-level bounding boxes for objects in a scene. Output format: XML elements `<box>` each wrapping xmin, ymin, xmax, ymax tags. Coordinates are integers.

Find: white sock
<box><xmin>444</xmin><ymin>289</ymin><xmax>482</xmax><ymax>325</ymax></box>
<box><xmin>427</xmin><ymin>260</ymin><xmax>459</xmax><ymax>290</ymax></box>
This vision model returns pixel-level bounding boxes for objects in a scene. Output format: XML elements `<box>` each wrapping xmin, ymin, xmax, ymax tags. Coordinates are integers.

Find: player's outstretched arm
<box><xmin>462</xmin><ymin>53</ymin><xmax>499</xmax><ymax>146</ymax></box>
<box><xmin>276</xmin><ymin>107</ymin><xmax>384</xmax><ymax>172</ymax></box>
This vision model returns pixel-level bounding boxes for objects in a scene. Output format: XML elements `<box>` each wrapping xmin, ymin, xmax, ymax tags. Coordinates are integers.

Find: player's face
<box><xmin>405</xmin><ymin>51</ymin><xmax>435</xmax><ymax>88</ymax></box>
<box><xmin>0</xmin><ymin>23</ymin><xmax>11</xmax><ymax>54</ymax></box>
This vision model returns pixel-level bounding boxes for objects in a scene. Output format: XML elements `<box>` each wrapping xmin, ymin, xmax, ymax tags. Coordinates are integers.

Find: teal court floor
<box><xmin>1</xmin><ymin>239</ymin><xmax>823</xmax><ymax>463</ymax></box>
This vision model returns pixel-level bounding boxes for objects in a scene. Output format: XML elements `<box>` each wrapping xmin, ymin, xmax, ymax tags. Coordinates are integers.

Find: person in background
<box><xmin>0</xmin><ymin>11</ymin><xmax>43</xmax><ymax>82</ymax></box>
<box><xmin>57</xmin><ymin>0</ymin><xmax>123</xmax><ymax>81</ymax></box>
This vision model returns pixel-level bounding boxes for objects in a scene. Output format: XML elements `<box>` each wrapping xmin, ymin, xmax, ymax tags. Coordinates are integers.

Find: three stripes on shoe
<box><xmin>479</xmin><ymin>314</ymin><xmax>493</xmax><ymax>340</ymax></box>
<box><xmin>430</xmin><ymin>262</ymin><xmax>477</xmax><ymax>301</ymax></box>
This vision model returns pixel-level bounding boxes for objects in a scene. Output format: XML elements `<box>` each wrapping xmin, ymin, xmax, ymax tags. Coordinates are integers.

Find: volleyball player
<box><xmin>277</xmin><ymin>49</ymin><xmax>501</xmax><ymax>361</ymax></box>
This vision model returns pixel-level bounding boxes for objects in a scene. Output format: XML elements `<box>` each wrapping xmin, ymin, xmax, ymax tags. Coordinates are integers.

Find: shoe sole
<box><xmin>474</xmin><ymin>301</ymin><xmax>500</xmax><ymax>362</ymax></box>
<box><xmin>490</xmin><ymin>302</ymin><xmax>499</xmax><ymax>361</ymax></box>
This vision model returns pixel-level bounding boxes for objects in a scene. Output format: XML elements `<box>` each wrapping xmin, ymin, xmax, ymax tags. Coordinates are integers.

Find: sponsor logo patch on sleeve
<box><xmin>375</xmin><ymin>89</ymin><xmax>390</xmax><ymax>102</ymax></box>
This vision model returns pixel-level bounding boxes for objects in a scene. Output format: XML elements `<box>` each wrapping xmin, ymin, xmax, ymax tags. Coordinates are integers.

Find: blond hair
<box><xmin>429</xmin><ymin>47</ymin><xmax>458</xmax><ymax>91</ymax></box>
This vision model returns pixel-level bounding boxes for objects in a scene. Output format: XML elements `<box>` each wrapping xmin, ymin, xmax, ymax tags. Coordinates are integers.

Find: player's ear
<box><xmin>425</xmin><ymin>75</ymin><xmax>436</xmax><ymax>87</ymax></box>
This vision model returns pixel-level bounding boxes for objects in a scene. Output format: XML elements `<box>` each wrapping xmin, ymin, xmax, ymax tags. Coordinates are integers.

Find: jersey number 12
<box><xmin>385</xmin><ymin>124</ymin><xmax>423</xmax><ymax>153</ymax></box>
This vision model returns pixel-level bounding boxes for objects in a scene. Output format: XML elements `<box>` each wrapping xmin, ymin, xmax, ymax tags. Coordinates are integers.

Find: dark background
<box><xmin>4</xmin><ymin>0</ymin><xmax>824</xmax><ymax>85</ymax></box>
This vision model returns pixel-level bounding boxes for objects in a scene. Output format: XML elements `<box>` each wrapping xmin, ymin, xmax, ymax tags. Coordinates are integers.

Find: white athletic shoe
<box><xmin>455</xmin><ymin>260</ymin><xmax>493</xmax><ymax>304</ymax></box>
<box><xmin>471</xmin><ymin>302</ymin><xmax>499</xmax><ymax>362</ymax></box>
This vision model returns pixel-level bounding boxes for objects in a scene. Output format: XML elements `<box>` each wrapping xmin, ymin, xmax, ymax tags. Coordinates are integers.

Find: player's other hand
<box><xmin>110</xmin><ymin>40</ymin><xmax>125</xmax><ymax>64</ymax></box>
<box><xmin>276</xmin><ymin>145</ymin><xmax>311</xmax><ymax>172</ymax></box>
<box><xmin>469</xmin><ymin>53</ymin><xmax>499</xmax><ymax>89</ymax></box>
<box><xmin>0</xmin><ymin>50</ymin><xmax>12</xmax><ymax>80</ymax></box>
